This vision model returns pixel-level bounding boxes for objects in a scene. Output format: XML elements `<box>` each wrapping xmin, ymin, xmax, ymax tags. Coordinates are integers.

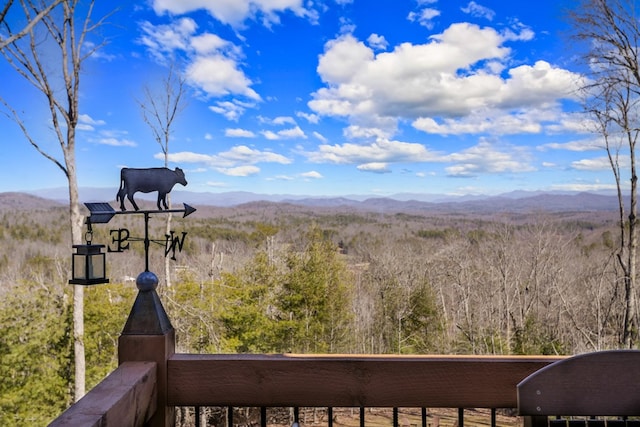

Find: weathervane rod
<box><xmin>143</xmin><ymin>212</ymin><xmax>150</xmax><ymax>272</ymax></box>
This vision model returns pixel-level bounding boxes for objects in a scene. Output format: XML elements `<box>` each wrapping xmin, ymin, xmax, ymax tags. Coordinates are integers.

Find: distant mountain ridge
<box><xmin>14</xmin><ymin>187</ymin><xmax>622</xmax><ymax>213</ymax></box>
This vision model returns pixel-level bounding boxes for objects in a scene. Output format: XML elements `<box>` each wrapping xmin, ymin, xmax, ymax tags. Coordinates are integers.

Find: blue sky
<box><xmin>0</xmin><ymin>0</ymin><xmax>614</xmax><ymax>197</ymax></box>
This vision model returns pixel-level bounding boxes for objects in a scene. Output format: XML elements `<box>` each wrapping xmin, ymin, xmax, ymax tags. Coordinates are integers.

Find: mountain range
<box><xmin>15</xmin><ymin>187</ymin><xmax>623</xmax><ymax>214</ymax></box>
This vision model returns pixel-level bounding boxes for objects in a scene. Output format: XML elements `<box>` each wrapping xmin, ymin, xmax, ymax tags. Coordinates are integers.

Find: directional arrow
<box><xmin>85</xmin><ymin>202</ymin><xmax>196</xmax><ymax>223</ymax></box>
<box><xmin>164</xmin><ymin>203</ymin><xmax>197</xmax><ymax>218</ymax></box>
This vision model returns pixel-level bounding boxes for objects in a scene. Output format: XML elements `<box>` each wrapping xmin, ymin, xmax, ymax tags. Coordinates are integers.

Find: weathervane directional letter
<box><xmin>165</xmin><ymin>231</ymin><xmax>187</xmax><ymax>261</ymax></box>
<box><xmin>108</xmin><ymin>228</ymin><xmax>130</xmax><ymax>252</ymax></box>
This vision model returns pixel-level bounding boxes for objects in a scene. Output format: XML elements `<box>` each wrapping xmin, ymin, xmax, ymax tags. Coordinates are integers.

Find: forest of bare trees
<box><xmin>0</xmin><ymin>194</ymin><xmax>628</xmax><ymax>424</ymax></box>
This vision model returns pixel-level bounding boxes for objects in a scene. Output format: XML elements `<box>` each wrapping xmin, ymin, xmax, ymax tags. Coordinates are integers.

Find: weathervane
<box><xmin>69</xmin><ymin>167</ymin><xmax>196</xmax><ymax>286</ymax></box>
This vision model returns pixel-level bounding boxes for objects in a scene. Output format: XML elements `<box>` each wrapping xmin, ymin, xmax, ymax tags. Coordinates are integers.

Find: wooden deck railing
<box><xmin>48</xmin><ymin>280</ymin><xmax>564</xmax><ymax>427</ymax></box>
<box><xmin>167</xmin><ymin>353</ymin><xmax>560</xmax><ymax>409</ymax></box>
<box><xmin>48</xmin><ymin>361</ymin><xmax>157</xmax><ymax>427</ymax></box>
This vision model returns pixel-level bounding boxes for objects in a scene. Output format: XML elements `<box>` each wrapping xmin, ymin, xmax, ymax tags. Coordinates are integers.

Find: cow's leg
<box><xmin>160</xmin><ymin>192</ymin><xmax>169</xmax><ymax>210</ymax></box>
<box><xmin>127</xmin><ymin>192</ymin><xmax>140</xmax><ymax>211</ymax></box>
<box><xmin>157</xmin><ymin>193</ymin><xmax>163</xmax><ymax>210</ymax></box>
<box><xmin>117</xmin><ymin>189</ymin><xmax>126</xmax><ymax>211</ymax></box>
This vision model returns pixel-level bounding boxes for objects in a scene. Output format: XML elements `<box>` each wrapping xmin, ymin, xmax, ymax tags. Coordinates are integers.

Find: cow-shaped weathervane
<box><xmin>116</xmin><ymin>167</ymin><xmax>187</xmax><ymax>211</ymax></box>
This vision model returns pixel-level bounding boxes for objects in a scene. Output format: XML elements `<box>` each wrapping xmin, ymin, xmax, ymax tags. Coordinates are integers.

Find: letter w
<box><xmin>165</xmin><ymin>231</ymin><xmax>187</xmax><ymax>261</ymax></box>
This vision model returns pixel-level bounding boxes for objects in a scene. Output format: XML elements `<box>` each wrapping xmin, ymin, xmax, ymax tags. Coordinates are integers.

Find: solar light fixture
<box><xmin>69</xmin><ymin>220</ymin><xmax>109</xmax><ymax>286</ymax></box>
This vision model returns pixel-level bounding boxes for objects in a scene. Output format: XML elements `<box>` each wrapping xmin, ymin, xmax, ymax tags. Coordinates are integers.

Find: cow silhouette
<box><xmin>116</xmin><ymin>167</ymin><xmax>188</xmax><ymax>211</ymax></box>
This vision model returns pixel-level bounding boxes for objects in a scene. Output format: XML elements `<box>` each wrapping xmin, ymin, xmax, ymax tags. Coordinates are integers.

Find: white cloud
<box><xmin>309</xmin><ymin>24</ymin><xmax>584</xmax><ymax>138</ymax></box>
<box><xmin>162</xmin><ymin>146</ymin><xmax>291</xmax><ymax>169</ymax></box>
<box><xmin>225</xmin><ymin>128</ymin><xmax>256</xmax><ymax>138</ymax></box>
<box><xmin>301</xmin><ymin>170</ymin><xmax>323</xmax><ymax>179</ymax></box>
<box><xmin>187</xmin><ymin>55</ymin><xmax>260</xmax><ymax>100</ymax></box>
<box><xmin>138</xmin><ymin>18</ymin><xmax>197</xmax><ymax>61</ymax></box>
<box><xmin>262</xmin><ymin>130</ymin><xmax>279</xmax><ymax>140</ymax></box>
<box><xmin>413</xmin><ymin>109</ymin><xmax>544</xmax><ymax>135</ymax></box>
<box><xmin>261</xmin><ymin>126</ymin><xmax>306</xmax><ymax>140</ymax></box>
<box><xmin>305</xmin><ymin>138</ymin><xmax>440</xmax><ymax>165</ymax></box>
<box><xmin>367</xmin><ymin>33</ymin><xmax>388</xmax><ymax>50</ymax></box>
<box><xmin>571</xmin><ymin>156</ymin><xmax>619</xmax><ymax>171</ymax></box>
<box><xmin>267</xmin><ymin>174</ymin><xmax>294</xmax><ymax>181</ymax></box>
<box><xmin>357</xmin><ymin>162</ymin><xmax>391</xmax><ymax>173</ymax></box>
<box><xmin>217</xmin><ymin>165</ymin><xmax>260</xmax><ymax>176</ymax></box>
<box><xmin>538</xmin><ymin>138</ymin><xmax>604</xmax><ymax>152</ymax></box>
<box><xmin>444</xmin><ymin>140</ymin><xmax>534</xmax><ymax>177</ymax></box>
<box><xmin>502</xmin><ymin>26</ymin><xmax>535</xmax><ymax>42</ymax></box>
<box><xmin>221</xmin><ymin>145</ymin><xmax>291</xmax><ymax>164</ymax></box>
<box><xmin>209</xmin><ymin>100</ymin><xmax>256</xmax><ymax>121</ymax></box>
<box><xmin>97</xmin><ymin>138</ymin><xmax>137</xmax><ymax>147</ymax></box>
<box><xmin>88</xmin><ymin>128</ymin><xmax>136</xmax><ymax>147</ymax></box>
<box><xmin>407</xmin><ymin>7</ymin><xmax>441</xmax><ymax>29</ymax></box>
<box><xmin>161</xmin><ymin>151</ymin><xmax>213</xmax><ymax>163</ymax></box>
<box><xmin>344</xmin><ymin>125</ymin><xmax>392</xmax><ymax>139</ymax></box>
<box><xmin>312</xmin><ymin>131</ymin><xmax>327</xmax><ymax>142</ymax></box>
<box><xmin>461</xmin><ymin>1</ymin><xmax>495</xmax><ymax>20</ymax></box>
<box><xmin>279</xmin><ymin>126</ymin><xmax>306</xmax><ymax>138</ymax></box>
<box><xmin>296</xmin><ymin>111</ymin><xmax>320</xmax><ymax>124</ymax></box>
<box><xmin>151</xmin><ymin>0</ymin><xmax>314</xmax><ymax>28</ymax></box>
<box><xmin>190</xmin><ymin>33</ymin><xmax>230</xmax><ymax>54</ymax></box>
<box><xmin>78</xmin><ymin>114</ymin><xmax>106</xmax><ymax>131</ymax></box>
<box><xmin>271</xmin><ymin>116</ymin><xmax>296</xmax><ymax>125</ymax></box>
<box><xmin>138</xmin><ymin>19</ymin><xmax>259</xmax><ymax>105</ymax></box>
<box><xmin>500</xmin><ymin>61</ymin><xmax>581</xmax><ymax>106</ymax></box>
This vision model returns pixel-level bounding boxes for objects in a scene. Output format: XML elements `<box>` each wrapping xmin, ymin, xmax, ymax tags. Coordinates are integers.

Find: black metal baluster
<box><xmin>328</xmin><ymin>407</ymin><xmax>333</xmax><ymax>427</ymax></box>
<box><xmin>393</xmin><ymin>408</ymin><xmax>399</xmax><ymax>427</ymax></box>
<box><xmin>360</xmin><ymin>407</ymin><xmax>365</xmax><ymax>427</ymax></box>
<box><xmin>195</xmin><ymin>406</ymin><xmax>200</xmax><ymax>427</ymax></box>
<box><xmin>227</xmin><ymin>406</ymin><xmax>233</xmax><ymax>427</ymax></box>
<box><xmin>261</xmin><ymin>407</ymin><xmax>267</xmax><ymax>427</ymax></box>
<box><xmin>491</xmin><ymin>408</ymin><xmax>497</xmax><ymax>427</ymax></box>
<box><xmin>458</xmin><ymin>408</ymin><xmax>464</xmax><ymax>427</ymax></box>
<box><xmin>422</xmin><ymin>408</ymin><xmax>428</xmax><ymax>427</ymax></box>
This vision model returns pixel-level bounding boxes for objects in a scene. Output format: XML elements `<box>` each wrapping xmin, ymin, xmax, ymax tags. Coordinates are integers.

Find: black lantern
<box><xmin>69</xmin><ymin>220</ymin><xmax>109</xmax><ymax>285</ymax></box>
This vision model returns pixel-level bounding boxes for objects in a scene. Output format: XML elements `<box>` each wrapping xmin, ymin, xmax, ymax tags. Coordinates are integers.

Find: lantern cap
<box><xmin>72</xmin><ymin>243</ymin><xmax>106</xmax><ymax>254</ymax></box>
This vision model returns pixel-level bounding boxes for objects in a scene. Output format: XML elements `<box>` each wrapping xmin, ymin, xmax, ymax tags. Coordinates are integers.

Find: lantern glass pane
<box><xmin>88</xmin><ymin>254</ymin><xmax>105</xmax><ymax>279</ymax></box>
<box><xmin>73</xmin><ymin>253</ymin><xmax>87</xmax><ymax>279</ymax></box>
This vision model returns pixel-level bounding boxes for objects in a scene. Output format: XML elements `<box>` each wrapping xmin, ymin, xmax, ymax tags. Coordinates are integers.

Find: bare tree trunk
<box><xmin>69</xmin><ymin>182</ymin><xmax>85</xmax><ymax>397</ymax></box>
<box><xmin>624</xmin><ymin>126</ymin><xmax>638</xmax><ymax>347</ymax></box>
<box><xmin>0</xmin><ymin>0</ymin><xmax>108</xmax><ymax>400</ymax></box>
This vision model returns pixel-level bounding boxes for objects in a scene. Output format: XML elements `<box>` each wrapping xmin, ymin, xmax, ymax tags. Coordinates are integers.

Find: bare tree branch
<box><xmin>0</xmin><ymin>0</ymin><xmax>63</xmax><ymax>49</ymax></box>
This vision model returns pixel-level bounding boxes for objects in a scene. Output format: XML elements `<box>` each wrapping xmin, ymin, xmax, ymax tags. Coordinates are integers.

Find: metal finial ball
<box><xmin>136</xmin><ymin>271</ymin><xmax>158</xmax><ymax>291</ymax></box>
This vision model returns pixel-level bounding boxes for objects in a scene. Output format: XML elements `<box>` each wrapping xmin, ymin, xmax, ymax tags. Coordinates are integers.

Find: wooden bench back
<box><xmin>517</xmin><ymin>350</ymin><xmax>640</xmax><ymax>426</ymax></box>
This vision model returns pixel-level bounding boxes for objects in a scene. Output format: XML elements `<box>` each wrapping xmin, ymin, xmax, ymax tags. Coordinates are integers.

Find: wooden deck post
<box><xmin>118</xmin><ymin>271</ymin><xmax>175</xmax><ymax>427</ymax></box>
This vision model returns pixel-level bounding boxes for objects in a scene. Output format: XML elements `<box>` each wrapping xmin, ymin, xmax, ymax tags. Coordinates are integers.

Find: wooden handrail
<box><xmin>518</xmin><ymin>350</ymin><xmax>640</xmax><ymax>416</ymax></box>
<box><xmin>48</xmin><ymin>361</ymin><xmax>157</xmax><ymax>427</ymax></box>
<box><xmin>167</xmin><ymin>353</ymin><xmax>563</xmax><ymax>408</ymax></box>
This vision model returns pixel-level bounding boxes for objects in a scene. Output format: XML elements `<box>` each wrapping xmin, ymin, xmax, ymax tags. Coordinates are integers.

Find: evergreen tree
<box><xmin>220</xmin><ymin>251</ymin><xmax>279</xmax><ymax>353</ymax></box>
<box><xmin>276</xmin><ymin>226</ymin><xmax>352</xmax><ymax>353</ymax></box>
<box><xmin>0</xmin><ymin>284</ymin><xmax>72</xmax><ymax>425</ymax></box>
